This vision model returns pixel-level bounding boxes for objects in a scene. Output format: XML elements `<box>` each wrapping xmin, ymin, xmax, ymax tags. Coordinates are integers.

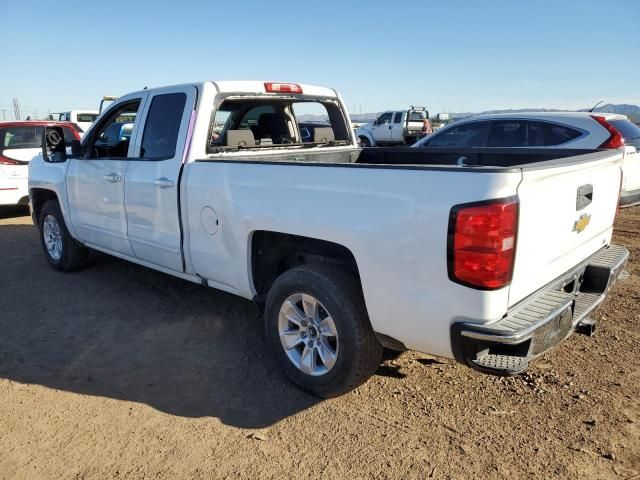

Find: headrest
<box><xmin>226</xmin><ymin>129</ymin><xmax>255</xmax><ymax>148</ymax></box>
<box><xmin>313</xmin><ymin>127</ymin><xmax>335</xmax><ymax>143</ymax></box>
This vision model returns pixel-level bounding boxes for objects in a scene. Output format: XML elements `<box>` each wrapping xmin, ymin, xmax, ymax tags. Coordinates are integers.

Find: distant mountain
<box><xmin>582</xmin><ymin>103</ymin><xmax>640</xmax><ymax>115</ymax></box>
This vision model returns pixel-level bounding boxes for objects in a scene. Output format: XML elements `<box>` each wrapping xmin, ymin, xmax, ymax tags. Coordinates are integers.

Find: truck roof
<box><xmin>213</xmin><ymin>81</ymin><xmax>338</xmax><ymax>98</ymax></box>
<box><xmin>127</xmin><ymin>81</ymin><xmax>339</xmax><ymax>98</ymax></box>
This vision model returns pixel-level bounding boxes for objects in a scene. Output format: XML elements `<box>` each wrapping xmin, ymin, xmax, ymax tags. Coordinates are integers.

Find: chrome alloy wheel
<box><xmin>278</xmin><ymin>293</ymin><xmax>339</xmax><ymax>376</ymax></box>
<box><xmin>43</xmin><ymin>214</ymin><xmax>63</xmax><ymax>261</ymax></box>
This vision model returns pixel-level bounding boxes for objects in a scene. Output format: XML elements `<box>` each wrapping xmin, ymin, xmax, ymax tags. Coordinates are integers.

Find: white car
<box><xmin>28</xmin><ymin>81</ymin><xmax>628</xmax><ymax>397</ymax></box>
<box><xmin>0</xmin><ymin>121</ymin><xmax>81</xmax><ymax>206</ymax></box>
<box><xmin>413</xmin><ymin>112</ymin><xmax>640</xmax><ymax>206</ymax></box>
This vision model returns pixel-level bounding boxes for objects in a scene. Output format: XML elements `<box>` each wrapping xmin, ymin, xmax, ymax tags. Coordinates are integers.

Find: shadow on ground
<box><xmin>0</xmin><ymin>205</ymin><xmax>30</xmax><ymax>220</ymax></box>
<box><xmin>0</xmin><ymin>220</ymin><xmax>322</xmax><ymax>428</ymax></box>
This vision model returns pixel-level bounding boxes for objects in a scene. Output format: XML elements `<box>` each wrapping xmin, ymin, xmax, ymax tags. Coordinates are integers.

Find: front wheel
<box><xmin>38</xmin><ymin>200</ymin><xmax>90</xmax><ymax>272</ymax></box>
<box><xmin>265</xmin><ymin>265</ymin><xmax>383</xmax><ymax>398</ymax></box>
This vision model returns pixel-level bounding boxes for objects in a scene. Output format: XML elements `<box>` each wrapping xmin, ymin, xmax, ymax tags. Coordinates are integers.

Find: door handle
<box><xmin>103</xmin><ymin>173</ymin><xmax>122</xmax><ymax>183</ymax></box>
<box><xmin>576</xmin><ymin>184</ymin><xmax>593</xmax><ymax>210</ymax></box>
<box><xmin>153</xmin><ymin>177</ymin><xmax>175</xmax><ymax>189</ymax></box>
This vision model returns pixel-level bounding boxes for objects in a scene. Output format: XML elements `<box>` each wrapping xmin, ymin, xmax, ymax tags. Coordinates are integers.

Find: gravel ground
<box><xmin>0</xmin><ymin>205</ymin><xmax>638</xmax><ymax>479</ymax></box>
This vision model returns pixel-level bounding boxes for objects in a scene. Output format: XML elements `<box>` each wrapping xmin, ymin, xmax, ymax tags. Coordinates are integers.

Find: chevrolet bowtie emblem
<box><xmin>573</xmin><ymin>213</ymin><xmax>591</xmax><ymax>233</ymax></box>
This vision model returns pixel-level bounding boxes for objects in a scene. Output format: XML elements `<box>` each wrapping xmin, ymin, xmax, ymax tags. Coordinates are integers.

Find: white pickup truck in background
<box><xmin>356</xmin><ymin>107</ymin><xmax>428</xmax><ymax>147</ymax></box>
<box><xmin>29</xmin><ymin>81</ymin><xmax>628</xmax><ymax>397</ymax></box>
<box><xmin>50</xmin><ymin>110</ymin><xmax>99</xmax><ymax>134</ymax></box>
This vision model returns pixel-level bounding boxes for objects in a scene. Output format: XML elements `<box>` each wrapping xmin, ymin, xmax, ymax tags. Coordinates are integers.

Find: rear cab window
<box><xmin>207</xmin><ymin>96</ymin><xmax>351</xmax><ymax>152</ymax></box>
<box><xmin>408</xmin><ymin>111</ymin><xmax>426</xmax><ymax>122</ymax></box>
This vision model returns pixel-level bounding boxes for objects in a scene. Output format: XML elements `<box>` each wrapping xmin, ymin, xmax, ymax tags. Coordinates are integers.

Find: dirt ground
<box><xmin>0</xmin><ymin>205</ymin><xmax>638</xmax><ymax>480</ymax></box>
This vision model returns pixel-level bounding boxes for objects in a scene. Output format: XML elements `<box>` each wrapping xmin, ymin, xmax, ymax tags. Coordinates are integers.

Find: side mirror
<box><xmin>42</xmin><ymin>126</ymin><xmax>67</xmax><ymax>163</ymax></box>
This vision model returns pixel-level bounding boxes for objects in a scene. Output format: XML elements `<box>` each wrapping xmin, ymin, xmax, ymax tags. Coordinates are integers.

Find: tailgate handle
<box><xmin>576</xmin><ymin>184</ymin><xmax>593</xmax><ymax>210</ymax></box>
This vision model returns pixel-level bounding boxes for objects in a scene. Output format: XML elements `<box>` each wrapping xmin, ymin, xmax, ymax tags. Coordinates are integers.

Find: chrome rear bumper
<box><xmin>451</xmin><ymin>244</ymin><xmax>629</xmax><ymax>375</ymax></box>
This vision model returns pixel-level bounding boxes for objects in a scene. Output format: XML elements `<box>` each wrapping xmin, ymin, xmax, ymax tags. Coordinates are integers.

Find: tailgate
<box><xmin>509</xmin><ymin>151</ymin><xmax>623</xmax><ymax>306</ymax></box>
<box><xmin>406</xmin><ymin>121</ymin><xmax>423</xmax><ymax>133</ymax></box>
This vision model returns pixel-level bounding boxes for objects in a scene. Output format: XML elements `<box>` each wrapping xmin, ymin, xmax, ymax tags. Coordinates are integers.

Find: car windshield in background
<box><xmin>77</xmin><ymin>113</ymin><xmax>98</xmax><ymax>123</ymax></box>
<box><xmin>609</xmin><ymin>119</ymin><xmax>640</xmax><ymax>142</ymax></box>
<box><xmin>0</xmin><ymin>126</ymin><xmax>43</xmax><ymax>149</ymax></box>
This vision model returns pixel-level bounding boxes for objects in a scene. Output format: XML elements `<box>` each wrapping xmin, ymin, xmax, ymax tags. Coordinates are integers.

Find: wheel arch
<box><xmin>250</xmin><ymin>230</ymin><xmax>363</xmax><ymax>300</ymax></box>
<box><xmin>358</xmin><ymin>133</ymin><xmax>374</xmax><ymax>147</ymax></box>
<box><xmin>30</xmin><ymin>188</ymin><xmax>59</xmax><ymax>225</ymax></box>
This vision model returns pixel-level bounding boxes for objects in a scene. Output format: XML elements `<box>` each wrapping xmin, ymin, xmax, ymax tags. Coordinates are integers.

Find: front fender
<box><xmin>355</xmin><ymin>127</ymin><xmax>375</xmax><ymax>146</ymax></box>
<box><xmin>28</xmin><ymin>155</ymin><xmax>77</xmax><ymax>239</ymax></box>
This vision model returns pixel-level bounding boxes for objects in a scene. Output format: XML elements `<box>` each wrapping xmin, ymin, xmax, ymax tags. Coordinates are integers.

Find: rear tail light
<box><xmin>0</xmin><ymin>152</ymin><xmax>20</xmax><ymax>165</ymax></box>
<box><xmin>591</xmin><ymin>115</ymin><xmax>624</xmax><ymax>149</ymax></box>
<box><xmin>264</xmin><ymin>82</ymin><xmax>303</xmax><ymax>94</ymax></box>
<box><xmin>448</xmin><ymin>198</ymin><xmax>519</xmax><ymax>290</ymax></box>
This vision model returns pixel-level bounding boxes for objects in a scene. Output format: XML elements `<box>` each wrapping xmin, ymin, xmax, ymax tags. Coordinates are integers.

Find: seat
<box><xmin>313</xmin><ymin>127</ymin><xmax>335</xmax><ymax>143</ymax></box>
<box><xmin>256</xmin><ymin>113</ymin><xmax>293</xmax><ymax>144</ymax></box>
<box><xmin>226</xmin><ymin>129</ymin><xmax>256</xmax><ymax>148</ymax></box>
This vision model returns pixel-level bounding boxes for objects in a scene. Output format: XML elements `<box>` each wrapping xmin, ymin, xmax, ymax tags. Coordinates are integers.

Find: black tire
<box><xmin>265</xmin><ymin>265</ymin><xmax>383</xmax><ymax>398</ymax></box>
<box><xmin>38</xmin><ymin>200</ymin><xmax>90</xmax><ymax>272</ymax></box>
<box><xmin>359</xmin><ymin>136</ymin><xmax>371</xmax><ymax>147</ymax></box>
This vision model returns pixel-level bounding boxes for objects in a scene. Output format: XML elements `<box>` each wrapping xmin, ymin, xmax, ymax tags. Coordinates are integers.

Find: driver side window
<box><xmin>376</xmin><ymin>112</ymin><xmax>393</xmax><ymax>125</ymax></box>
<box><xmin>87</xmin><ymin>100</ymin><xmax>141</xmax><ymax>159</ymax></box>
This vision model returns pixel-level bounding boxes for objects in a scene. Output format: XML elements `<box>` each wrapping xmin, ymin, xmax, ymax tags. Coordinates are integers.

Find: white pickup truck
<box><xmin>356</xmin><ymin>107</ymin><xmax>429</xmax><ymax>147</ymax></box>
<box><xmin>51</xmin><ymin>110</ymin><xmax>100</xmax><ymax>134</ymax></box>
<box><xmin>29</xmin><ymin>81</ymin><xmax>629</xmax><ymax>397</ymax></box>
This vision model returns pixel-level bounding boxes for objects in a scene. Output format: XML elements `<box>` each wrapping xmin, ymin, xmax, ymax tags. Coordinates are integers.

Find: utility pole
<box><xmin>12</xmin><ymin>98</ymin><xmax>21</xmax><ymax>120</ymax></box>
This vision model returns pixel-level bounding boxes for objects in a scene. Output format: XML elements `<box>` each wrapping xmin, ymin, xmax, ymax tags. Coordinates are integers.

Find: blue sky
<box><xmin>1</xmin><ymin>0</ymin><xmax>638</xmax><ymax>118</ymax></box>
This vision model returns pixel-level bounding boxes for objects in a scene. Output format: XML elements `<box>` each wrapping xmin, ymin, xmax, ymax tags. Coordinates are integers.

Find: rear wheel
<box><xmin>38</xmin><ymin>200</ymin><xmax>90</xmax><ymax>272</ymax></box>
<box><xmin>359</xmin><ymin>136</ymin><xmax>371</xmax><ymax>147</ymax></box>
<box><xmin>265</xmin><ymin>265</ymin><xmax>383</xmax><ymax>398</ymax></box>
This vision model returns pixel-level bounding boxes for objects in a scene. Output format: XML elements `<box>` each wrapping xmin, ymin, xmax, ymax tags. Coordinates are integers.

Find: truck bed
<box><xmin>356</xmin><ymin>147</ymin><xmax>602</xmax><ymax>168</ymax></box>
<box><xmin>202</xmin><ymin>147</ymin><xmax>603</xmax><ymax>169</ymax></box>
